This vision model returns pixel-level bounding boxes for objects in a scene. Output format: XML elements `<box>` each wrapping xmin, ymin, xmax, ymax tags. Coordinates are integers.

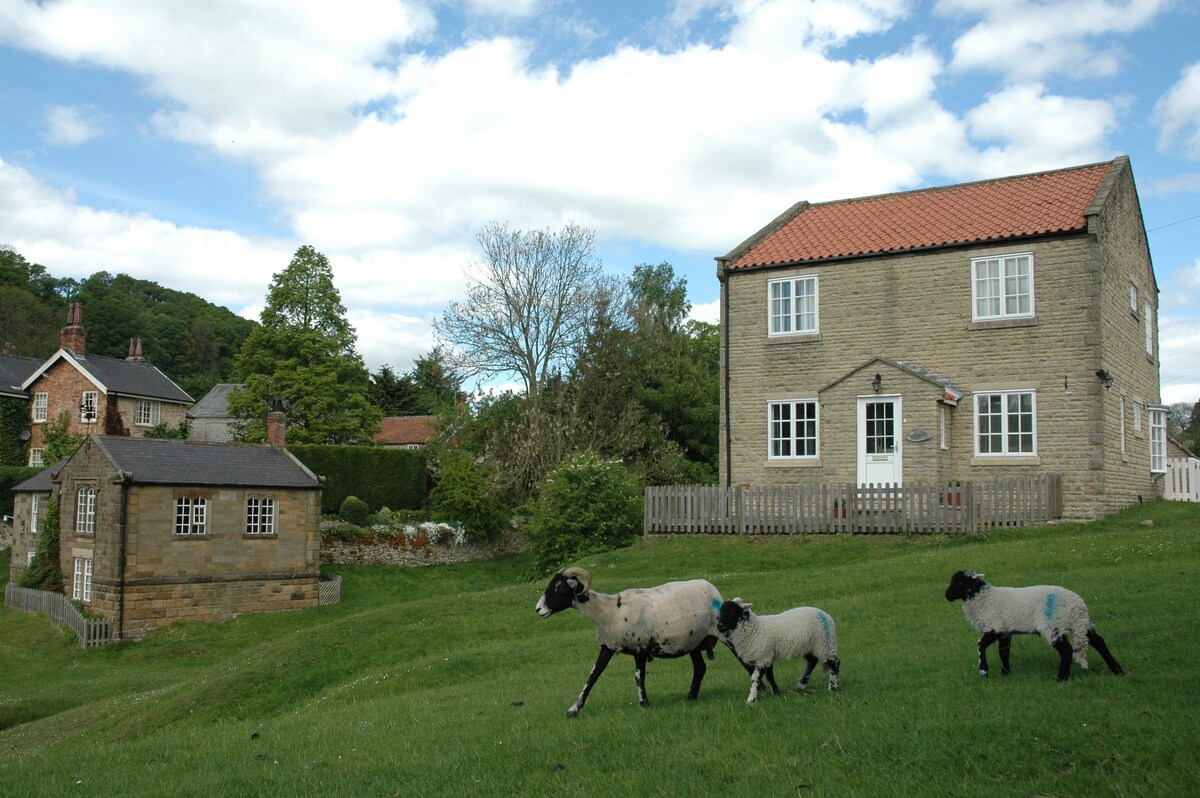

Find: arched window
<box><xmin>76</xmin><ymin>486</ymin><xmax>96</xmax><ymax>535</ymax></box>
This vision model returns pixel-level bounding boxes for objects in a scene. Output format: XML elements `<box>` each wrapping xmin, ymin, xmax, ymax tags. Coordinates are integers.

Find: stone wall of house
<box><xmin>719</xmin><ymin>218</ymin><xmax>1158</xmax><ymax>520</ymax></box>
<box><xmin>117</xmin><ymin>574</ymin><xmax>319</xmax><ymax>639</ymax></box>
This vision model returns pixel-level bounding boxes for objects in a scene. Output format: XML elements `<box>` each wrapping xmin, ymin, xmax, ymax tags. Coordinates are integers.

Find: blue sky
<box><xmin>1</xmin><ymin>0</ymin><xmax>1198</xmax><ymax>403</ymax></box>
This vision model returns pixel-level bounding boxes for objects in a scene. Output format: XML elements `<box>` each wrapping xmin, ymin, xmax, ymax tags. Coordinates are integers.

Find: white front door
<box><xmin>858</xmin><ymin>396</ymin><xmax>902</xmax><ymax>486</ymax></box>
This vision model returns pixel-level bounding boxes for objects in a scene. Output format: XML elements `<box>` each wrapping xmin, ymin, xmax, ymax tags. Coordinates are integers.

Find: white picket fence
<box><xmin>1165</xmin><ymin>457</ymin><xmax>1200</xmax><ymax>502</ymax></box>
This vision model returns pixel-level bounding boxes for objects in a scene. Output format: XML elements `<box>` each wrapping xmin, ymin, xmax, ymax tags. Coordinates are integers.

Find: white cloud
<box><xmin>43</xmin><ymin>104</ymin><xmax>103</xmax><ymax>145</ymax></box>
<box><xmin>1159</xmin><ymin>312</ymin><xmax>1200</xmax><ymax>404</ymax></box>
<box><xmin>938</xmin><ymin>0</ymin><xmax>1169</xmax><ymax>81</ymax></box>
<box><xmin>1154</xmin><ymin>61</ymin><xmax>1200</xmax><ymax>158</ymax></box>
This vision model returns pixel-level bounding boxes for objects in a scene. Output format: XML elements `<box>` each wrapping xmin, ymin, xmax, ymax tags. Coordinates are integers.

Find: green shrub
<box><xmin>20</xmin><ymin>496</ymin><xmax>64</xmax><ymax>592</ymax></box>
<box><xmin>339</xmin><ymin>495</ymin><xmax>370</xmax><ymax>527</ymax></box>
<box><xmin>525</xmin><ymin>452</ymin><xmax>643</xmax><ymax>576</ymax></box>
<box><xmin>429</xmin><ymin>451</ymin><xmax>510</xmax><ymax>541</ymax></box>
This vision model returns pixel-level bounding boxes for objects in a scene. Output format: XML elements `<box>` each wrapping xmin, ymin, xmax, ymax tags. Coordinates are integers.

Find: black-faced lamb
<box><xmin>717</xmin><ymin>597</ymin><xmax>840</xmax><ymax>704</ymax></box>
<box><xmin>535</xmin><ymin>567</ymin><xmax>722</xmax><ymax>717</ymax></box>
<box><xmin>944</xmin><ymin>569</ymin><xmax>1124</xmax><ymax>681</ymax></box>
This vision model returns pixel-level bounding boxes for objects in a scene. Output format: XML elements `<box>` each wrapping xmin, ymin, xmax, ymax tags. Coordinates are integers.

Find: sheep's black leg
<box><xmin>977</xmin><ymin>631</ymin><xmax>1000</xmax><ymax>676</ymax></box>
<box><xmin>763</xmin><ymin>664</ymin><xmax>781</xmax><ymax>694</ymax></box>
<box><xmin>998</xmin><ymin>634</ymin><xmax>1013</xmax><ymax>675</ymax></box>
<box><xmin>797</xmin><ymin>654</ymin><xmax>818</xmax><ymax>691</ymax></box>
<box><xmin>685</xmin><ymin>648</ymin><xmax>707</xmax><ymax>701</ymax></box>
<box><xmin>825</xmin><ymin>655</ymin><xmax>841</xmax><ymax>692</ymax></box>
<box><xmin>567</xmin><ymin>645</ymin><xmax>615</xmax><ymax>717</ymax></box>
<box><xmin>1052</xmin><ymin>636</ymin><xmax>1074</xmax><ymax>681</ymax></box>
<box><xmin>747</xmin><ymin>666</ymin><xmax>766</xmax><ymax>704</ymax></box>
<box><xmin>634</xmin><ymin>653</ymin><xmax>650</xmax><ymax>708</ymax></box>
<box><xmin>1087</xmin><ymin>628</ymin><xmax>1124</xmax><ymax>675</ymax></box>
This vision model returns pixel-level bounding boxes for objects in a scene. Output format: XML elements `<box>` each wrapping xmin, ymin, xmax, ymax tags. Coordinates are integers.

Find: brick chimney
<box><xmin>125</xmin><ymin>337</ymin><xmax>145</xmax><ymax>362</ymax></box>
<box><xmin>60</xmin><ymin>301</ymin><xmax>86</xmax><ymax>355</ymax></box>
<box><xmin>265</xmin><ymin>398</ymin><xmax>287</xmax><ymax>447</ymax></box>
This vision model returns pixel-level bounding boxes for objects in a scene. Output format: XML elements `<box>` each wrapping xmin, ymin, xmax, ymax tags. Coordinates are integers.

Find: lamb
<box><xmin>535</xmin><ymin>567</ymin><xmax>722</xmax><ymax>717</ymax></box>
<box><xmin>717</xmin><ymin>597</ymin><xmax>840</xmax><ymax>704</ymax></box>
<box><xmin>944</xmin><ymin>569</ymin><xmax>1124</xmax><ymax>681</ymax></box>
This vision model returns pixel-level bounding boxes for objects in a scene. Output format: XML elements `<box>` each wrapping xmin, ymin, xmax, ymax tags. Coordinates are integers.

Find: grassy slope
<box><xmin>1</xmin><ymin>501</ymin><xmax>1197</xmax><ymax>797</ymax></box>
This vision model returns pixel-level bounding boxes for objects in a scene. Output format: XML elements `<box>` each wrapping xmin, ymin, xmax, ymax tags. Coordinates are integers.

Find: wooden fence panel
<box><xmin>4</xmin><ymin>582</ymin><xmax>113</xmax><ymax>648</ymax></box>
<box><xmin>645</xmin><ymin>476</ymin><xmax>1063</xmax><ymax>536</ymax></box>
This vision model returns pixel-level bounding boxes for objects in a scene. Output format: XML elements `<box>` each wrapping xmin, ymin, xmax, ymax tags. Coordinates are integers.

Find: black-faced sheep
<box><xmin>944</xmin><ymin>569</ymin><xmax>1124</xmax><ymax>681</ymax></box>
<box><xmin>535</xmin><ymin>567</ymin><xmax>722</xmax><ymax>717</ymax></box>
<box><xmin>717</xmin><ymin>597</ymin><xmax>840</xmax><ymax>704</ymax></box>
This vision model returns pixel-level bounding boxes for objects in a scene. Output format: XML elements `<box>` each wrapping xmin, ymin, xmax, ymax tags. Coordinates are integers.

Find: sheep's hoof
<box><xmin>979</xmin><ymin>670</ymin><xmax>989</xmax><ymax>677</ymax></box>
<box><xmin>566</xmin><ymin>706</ymin><xmax>580</xmax><ymax>718</ymax></box>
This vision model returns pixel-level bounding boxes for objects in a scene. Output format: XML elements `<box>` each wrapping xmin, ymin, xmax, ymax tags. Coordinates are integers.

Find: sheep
<box><xmin>535</xmin><ymin>567</ymin><xmax>722</xmax><ymax>717</ymax></box>
<box><xmin>717</xmin><ymin>597</ymin><xmax>840</xmax><ymax>704</ymax></box>
<box><xmin>944</xmin><ymin>569</ymin><xmax>1124</xmax><ymax>681</ymax></box>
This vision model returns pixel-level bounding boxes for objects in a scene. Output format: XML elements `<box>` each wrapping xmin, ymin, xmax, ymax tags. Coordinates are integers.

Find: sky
<box><xmin>0</xmin><ymin>0</ymin><xmax>1198</xmax><ymax>404</ymax></box>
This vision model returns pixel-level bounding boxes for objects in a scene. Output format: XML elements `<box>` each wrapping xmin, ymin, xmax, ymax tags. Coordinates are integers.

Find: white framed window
<box><xmin>245</xmin><ymin>496</ymin><xmax>276</xmax><ymax>536</ymax></box>
<box><xmin>1150</xmin><ymin>407</ymin><xmax>1166</xmax><ymax>473</ymax></box>
<box><xmin>1119</xmin><ymin>395</ymin><xmax>1126</xmax><ymax>455</ymax></box>
<box><xmin>33</xmin><ymin>392</ymin><xmax>48</xmax><ymax>423</ymax></box>
<box><xmin>28</xmin><ymin>448</ymin><xmax>44</xmax><ymax>467</ymax></box>
<box><xmin>972</xmin><ymin>253</ymin><xmax>1033</xmax><ymax>321</ymax></box>
<box><xmin>768</xmin><ymin>275</ymin><xmax>819</xmax><ymax>336</ymax></box>
<box><xmin>974</xmin><ymin>390</ymin><xmax>1037</xmax><ymax>456</ymax></box>
<box><xmin>31</xmin><ymin>494</ymin><xmax>41</xmax><ymax>535</ymax></box>
<box><xmin>768</xmin><ymin>400</ymin><xmax>819</xmax><ymax>459</ymax></box>
<box><xmin>174</xmin><ymin>496</ymin><xmax>208</xmax><ymax>536</ymax></box>
<box><xmin>76</xmin><ymin>485</ymin><xmax>96</xmax><ymax>535</ymax></box>
<box><xmin>135</xmin><ymin>399</ymin><xmax>161</xmax><ymax>427</ymax></box>
<box><xmin>81</xmin><ymin>390</ymin><xmax>98</xmax><ymax>424</ymax></box>
<box><xmin>1133</xmin><ymin>402</ymin><xmax>1143</xmax><ymax>434</ymax></box>
<box><xmin>72</xmin><ymin>557</ymin><xmax>93</xmax><ymax>603</ymax></box>
<box><xmin>1129</xmin><ymin>282</ymin><xmax>1138</xmax><ymax>315</ymax></box>
<box><xmin>1144</xmin><ymin>300</ymin><xmax>1153</xmax><ymax>356</ymax></box>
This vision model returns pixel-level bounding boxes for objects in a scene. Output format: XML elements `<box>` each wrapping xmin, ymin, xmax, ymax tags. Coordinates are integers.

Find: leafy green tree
<box><xmin>428</xmin><ymin>449</ymin><xmax>510</xmax><ymax>540</ymax></box>
<box><xmin>20</xmin><ymin>496</ymin><xmax>64</xmax><ymax>592</ymax></box>
<box><xmin>229</xmin><ymin>246</ymin><xmax>381</xmax><ymax>444</ymax></box>
<box><xmin>370</xmin><ymin>346</ymin><xmax>463</xmax><ymax>416</ymax></box>
<box><xmin>43</xmin><ymin>411</ymin><xmax>84</xmax><ymax>462</ymax></box>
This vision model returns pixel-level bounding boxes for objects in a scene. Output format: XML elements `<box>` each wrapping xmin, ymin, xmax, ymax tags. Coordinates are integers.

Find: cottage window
<box><xmin>971</xmin><ymin>253</ymin><xmax>1033</xmax><ymax>321</ymax></box>
<box><xmin>31</xmin><ymin>494</ymin><xmax>40</xmax><ymax>535</ymax></box>
<box><xmin>174</xmin><ymin>496</ymin><xmax>208</xmax><ymax>536</ymax></box>
<box><xmin>72</xmin><ymin>557</ymin><xmax>93</xmax><ymax>603</ymax></box>
<box><xmin>76</xmin><ymin>485</ymin><xmax>96</xmax><ymax>535</ymax></box>
<box><xmin>81</xmin><ymin>391</ymin><xmax>98</xmax><ymax>424</ymax></box>
<box><xmin>1133</xmin><ymin>402</ymin><xmax>1143</xmax><ymax>434</ymax></box>
<box><xmin>768</xmin><ymin>400</ymin><xmax>819</xmax><ymax>459</ymax></box>
<box><xmin>245</xmin><ymin>496</ymin><xmax>276</xmax><ymax>536</ymax></box>
<box><xmin>768</xmin><ymin>276</ymin><xmax>819</xmax><ymax>336</ymax></box>
<box><xmin>1119</xmin><ymin>395</ymin><xmax>1126</xmax><ymax>455</ymax></box>
<box><xmin>974</xmin><ymin>390</ymin><xmax>1036</xmax><ymax>456</ymax></box>
<box><xmin>1150</xmin><ymin>407</ymin><xmax>1167</xmax><ymax>473</ymax></box>
<box><xmin>33</xmin><ymin>392</ymin><xmax>48</xmax><ymax>423</ymax></box>
<box><xmin>136</xmin><ymin>399</ymin><xmax>161</xmax><ymax>427</ymax></box>
<box><xmin>1129</xmin><ymin>282</ymin><xmax>1138</xmax><ymax>315</ymax></box>
<box><xmin>28</xmin><ymin>448</ymin><xmax>44</xmax><ymax>468</ymax></box>
<box><xmin>1143</xmin><ymin>300</ymin><xmax>1153</xmax><ymax>356</ymax></box>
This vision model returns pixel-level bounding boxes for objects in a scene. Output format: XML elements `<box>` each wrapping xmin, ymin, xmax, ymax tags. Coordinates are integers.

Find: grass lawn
<box><xmin>1</xmin><ymin>500</ymin><xmax>1197</xmax><ymax>797</ymax></box>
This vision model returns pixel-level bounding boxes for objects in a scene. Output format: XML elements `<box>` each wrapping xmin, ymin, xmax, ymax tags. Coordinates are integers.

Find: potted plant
<box><xmin>832</xmin><ymin>497</ymin><xmax>847</xmax><ymax>518</ymax></box>
<box><xmin>944</xmin><ymin>480</ymin><xmax>963</xmax><ymax>507</ymax></box>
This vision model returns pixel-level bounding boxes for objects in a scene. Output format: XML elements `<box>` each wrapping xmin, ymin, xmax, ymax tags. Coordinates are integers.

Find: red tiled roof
<box><xmin>374</xmin><ymin>415</ymin><xmax>437</xmax><ymax>446</ymax></box>
<box><xmin>730</xmin><ymin>160</ymin><xmax>1116</xmax><ymax>269</ymax></box>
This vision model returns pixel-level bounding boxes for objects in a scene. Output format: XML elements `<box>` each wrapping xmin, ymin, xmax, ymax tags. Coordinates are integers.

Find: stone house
<box><xmin>717</xmin><ymin>156</ymin><xmax>1164</xmax><ymax>520</ymax></box>
<box><xmin>187</xmin><ymin>383</ymin><xmax>243</xmax><ymax>443</ymax></box>
<box><xmin>9</xmin><ymin>433</ymin><xmax>323</xmax><ymax>639</ymax></box>
<box><xmin>21</xmin><ymin>303</ymin><xmax>194</xmax><ymax>467</ymax></box>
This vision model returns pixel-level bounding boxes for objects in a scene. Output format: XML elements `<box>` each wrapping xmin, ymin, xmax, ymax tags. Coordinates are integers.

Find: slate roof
<box><xmin>0</xmin><ymin>353</ymin><xmax>42</xmax><ymax>399</ymax></box>
<box><xmin>90</xmin><ymin>436</ymin><xmax>320</xmax><ymax>489</ymax></box>
<box><xmin>23</xmin><ymin>350</ymin><xmax>194</xmax><ymax>404</ymax></box>
<box><xmin>727</xmin><ymin>158</ymin><xmax>1119</xmax><ymax>270</ymax></box>
<box><xmin>187</xmin><ymin>383</ymin><xmax>243</xmax><ymax>419</ymax></box>
<box><xmin>11</xmin><ymin>458</ymin><xmax>70</xmax><ymax>493</ymax></box>
<box><xmin>374</xmin><ymin>415</ymin><xmax>437</xmax><ymax>446</ymax></box>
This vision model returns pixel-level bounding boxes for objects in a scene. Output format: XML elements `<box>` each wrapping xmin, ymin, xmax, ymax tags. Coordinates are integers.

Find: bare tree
<box><xmin>435</xmin><ymin>222</ymin><xmax>615</xmax><ymax>402</ymax></box>
<box><xmin>1166</xmin><ymin>401</ymin><xmax>1194</xmax><ymax>438</ymax></box>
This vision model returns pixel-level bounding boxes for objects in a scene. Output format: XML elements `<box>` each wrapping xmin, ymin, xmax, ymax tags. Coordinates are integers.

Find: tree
<box><xmin>20</xmin><ymin>496</ymin><xmax>64</xmax><ymax>592</ymax></box>
<box><xmin>229</xmin><ymin>246</ymin><xmax>381</xmax><ymax>444</ymax></box>
<box><xmin>369</xmin><ymin>346</ymin><xmax>463</xmax><ymax>416</ymax></box>
<box><xmin>43</xmin><ymin>411</ymin><xmax>84</xmax><ymax>462</ymax></box>
<box><xmin>435</xmin><ymin>222</ymin><xmax>614</xmax><ymax>402</ymax></box>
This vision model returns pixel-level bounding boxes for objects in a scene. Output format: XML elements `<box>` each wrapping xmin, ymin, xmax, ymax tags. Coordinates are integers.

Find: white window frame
<box><xmin>31</xmin><ymin>494</ymin><xmax>40</xmax><ymax>535</ymax></box>
<box><xmin>28</xmin><ymin>448</ymin><xmax>44</xmax><ymax>468</ymax></box>
<box><xmin>939</xmin><ymin>405</ymin><xmax>949</xmax><ymax>450</ymax></box>
<box><xmin>1119</xmin><ymin>395</ymin><xmax>1126</xmax><ymax>455</ymax></box>
<box><xmin>135</xmin><ymin>399</ymin><xmax>161</xmax><ymax>427</ymax></box>
<box><xmin>81</xmin><ymin>390</ymin><xmax>98</xmax><ymax>424</ymax></box>
<box><xmin>76</xmin><ymin>485</ymin><xmax>96</xmax><ymax>535</ymax></box>
<box><xmin>1129</xmin><ymin>281</ymin><xmax>1138</xmax><ymax>315</ymax></box>
<box><xmin>1150</xmin><ymin>407</ymin><xmax>1167</xmax><ymax>473</ymax></box>
<box><xmin>72</xmin><ymin>557</ymin><xmax>93</xmax><ymax>603</ymax></box>
<box><xmin>973</xmin><ymin>390</ymin><xmax>1037</xmax><ymax>456</ymax></box>
<box><xmin>174</xmin><ymin>496</ymin><xmax>208</xmax><ymax>536</ymax></box>
<box><xmin>971</xmin><ymin>253</ymin><xmax>1034</xmax><ymax>321</ymax></box>
<box><xmin>767</xmin><ymin>400</ymin><xmax>820</xmax><ymax>460</ymax></box>
<box><xmin>1133</xmin><ymin>402</ymin><xmax>1143</xmax><ymax>434</ymax></box>
<box><xmin>1144</xmin><ymin>300</ymin><xmax>1153</xmax><ymax>356</ymax></box>
<box><xmin>245</xmin><ymin>495</ymin><xmax>276</xmax><ymax>536</ymax></box>
<box><xmin>767</xmin><ymin>275</ymin><xmax>819</xmax><ymax>336</ymax></box>
<box><xmin>33</xmin><ymin>392</ymin><xmax>48</xmax><ymax>423</ymax></box>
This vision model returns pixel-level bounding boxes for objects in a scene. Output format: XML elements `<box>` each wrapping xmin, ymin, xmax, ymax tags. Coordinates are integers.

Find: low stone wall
<box><xmin>321</xmin><ymin>534</ymin><xmax>524</xmax><ymax>567</ymax></box>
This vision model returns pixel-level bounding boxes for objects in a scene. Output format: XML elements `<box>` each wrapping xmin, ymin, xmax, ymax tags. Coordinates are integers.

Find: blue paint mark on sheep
<box><xmin>711</xmin><ymin>597</ymin><xmax>721</xmax><ymax>614</ymax></box>
<box><xmin>1044</xmin><ymin>593</ymin><xmax>1057</xmax><ymax>621</ymax></box>
<box><xmin>818</xmin><ymin>611</ymin><xmax>832</xmax><ymax>645</ymax></box>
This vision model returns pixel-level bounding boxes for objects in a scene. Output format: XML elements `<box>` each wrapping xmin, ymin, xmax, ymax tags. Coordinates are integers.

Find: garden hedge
<box><xmin>288</xmin><ymin>444</ymin><xmax>428</xmax><ymax>514</ymax></box>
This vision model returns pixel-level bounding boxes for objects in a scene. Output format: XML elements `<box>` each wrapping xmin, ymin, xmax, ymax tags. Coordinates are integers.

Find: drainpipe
<box><xmin>116</xmin><ymin>471</ymin><xmax>132</xmax><ymax>639</ymax></box>
<box><xmin>717</xmin><ymin>258</ymin><xmax>732</xmax><ymax>487</ymax></box>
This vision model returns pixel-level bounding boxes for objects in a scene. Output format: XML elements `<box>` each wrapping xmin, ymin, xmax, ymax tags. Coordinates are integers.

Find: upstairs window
<box><xmin>245</xmin><ymin>496</ymin><xmax>276</xmax><ymax>536</ymax></box>
<box><xmin>974</xmin><ymin>390</ymin><xmax>1036</xmax><ymax>456</ymax></box>
<box><xmin>1144</xmin><ymin>300</ymin><xmax>1153</xmax><ymax>356</ymax></box>
<box><xmin>33</xmin><ymin>392</ymin><xmax>48</xmax><ymax>423</ymax></box>
<box><xmin>1129</xmin><ymin>281</ymin><xmax>1138</xmax><ymax>315</ymax></box>
<box><xmin>768</xmin><ymin>275</ymin><xmax>819</xmax><ymax>336</ymax></box>
<box><xmin>768</xmin><ymin>400</ymin><xmax>819</xmax><ymax>459</ymax></box>
<box><xmin>76</xmin><ymin>485</ymin><xmax>96</xmax><ymax>535</ymax></box>
<box><xmin>972</xmin><ymin>253</ymin><xmax>1033</xmax><ymax>321</ymax></box>
<box><xmin>174</xmin><ymin>496</ymin><xmax>208</xmax><ymax>536</ymax></box>
<box><xmin>80</xmin><ymin>391</ymin><xmax>98</xmax><ymax>424</ymax></box>
<box><xmin>28</xmin><ymin>448</ymin><xmax>44</xmax><ymax>468</ymax></box>
<box><xmin>136</xmin><ymin>399</ymin><xmax>161</xmax><ymax>427</ymax></box>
